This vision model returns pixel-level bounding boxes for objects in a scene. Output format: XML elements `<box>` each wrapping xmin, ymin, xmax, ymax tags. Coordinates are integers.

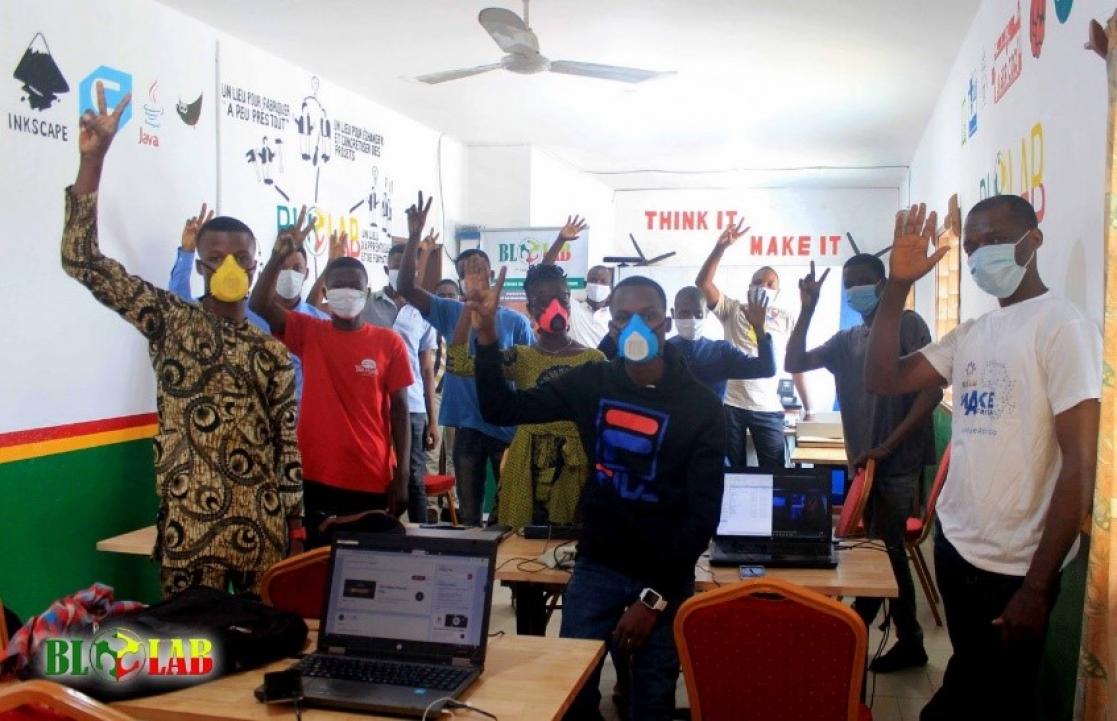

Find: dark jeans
<box><xmin>408</xmin><ymin>413</ymin><xmax>429</xmax><ymax>523</ymax></box>
<box><xmin>724</xmin><ymin>406</ymin><xmax>785</xmax><ymax>469</ymax></box>
<box><xmin>853</xmin><ymin>471</ymin><xmax>923</xmax><ymax>642</ymax></box>
<box><xmin>920</xmin><ymin>529</ymin><xmax>1058</xmax><ymax>721</ymax></box>
<box><xmin>560</xmin><ymin>556</ymin><xmax>689</xmax><ymax>721</ymax></box>
<box><xmin>303</xmin><ymin>479</ymin><xmax>388</xmax><ymax>548</ymax></box>
<box><xmin>452</xmin><ymin>427</ymin><xmax>509</xmax><ymax>526</ymax></box>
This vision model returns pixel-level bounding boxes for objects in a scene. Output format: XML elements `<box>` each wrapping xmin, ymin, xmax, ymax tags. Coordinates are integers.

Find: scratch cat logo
<box><xmin>594</xmin><ymin>400</ymin><xmax>670</xmax><ymax>502</ymax></box>
<box><xmin>79</xmin><ymin>65</ymin><xmax>132</xmax><ymax>129</ymax></box>
<box><xmin>13</xmin><ymin>32</ymin><xmax>68</xmax><ymax>110</ymax></box>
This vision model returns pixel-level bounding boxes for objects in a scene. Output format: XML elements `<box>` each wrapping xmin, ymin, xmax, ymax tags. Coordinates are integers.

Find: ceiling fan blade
<box><xmin>415</xmin><ymin>64</ymin><xmax>503</xmax><ymax>85</ymax></box>
<box><xmin>478</xmin><ymin>7</ymin><xmax>539</xmax><ymax>54</ymax></box>
<box><xmin>642</xmin><ymin>252</ymin><xmax>677</xmax><ymax>266</ymax></box>
<box><xmin>549</xmin><ymin>60</ymin><xmax>675</xmax><ymax>84</ymax></box>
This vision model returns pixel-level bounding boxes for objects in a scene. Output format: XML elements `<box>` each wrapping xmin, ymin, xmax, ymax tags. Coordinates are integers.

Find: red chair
<box><xmin>260</xmin><ymin>546</ymin><xmax>331</xmax><ymax>620</ymax></box>
<box><xmin>835</xmin><ymin>459</ymin><xmax>876</xmax><ymax>539</ymax></box>
<box><xmin>675</xmin><ymin>578</ymin><xmax>872</xmax><ymax>721</ymax></box>
<box><xmin>904</xmin><ymin>444</ymin><xmax>951</xmax><ymax>627</ymax></box>
<box><xmin>424</xmin><ymin>474</ymin><xmax>459</xmax><ymax>525</ymax></box>
<box><xmin>0</xmin><ymin>681</ymin><xmax>134</xmax><ymax>721</ymax></box>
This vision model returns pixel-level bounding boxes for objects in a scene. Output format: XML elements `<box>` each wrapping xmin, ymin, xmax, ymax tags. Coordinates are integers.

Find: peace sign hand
<box><xmin>462</xmin><ymin>255</ymin><xmax>506</xmax><ymax>330</ymax></box>
<box><xmin>181</xmin><ymin>202</ymin><xmax>214</xmax><ymax>252</ymax></box>
<box><xmin>406</xmin><ymin>191</ymin><xmax>434</xmax><ymax>240</ymax></box>
<box><xmin>799</xmin><ymin>260</ymin><xmax>830</xmax><ymax>311</ymax></box>
<box><xmin>288</xmin><ymin>205</ymin><xmax>315</xmax><ymax>245</ymax></box>
<box><xmin>79</xmin><ymin>81</ymin><xmax>132</xmax><ymax>159</ymax></box>
<box><xmin>327</xmin><ymin>230</ymin><xmax>349</xmax><ymax>261</ymax></box>
<box><xmin>716</xmin><ymin>217</ymin><xmax>750</xmax><ymax>249</ymax></box>
<box><xmin>418</xmin><ymin>228</ymin><xmax>442</xmax><ymax>261</ymax></box>
<box><xmin>558</xmin><ymin>215</ymin><xmax>588</xmax><ymax>242</ymax></box>
<box><xmin>890</xmin><ymin>203</ymin><xmax>947</xmax><ymax>284</ymax></box>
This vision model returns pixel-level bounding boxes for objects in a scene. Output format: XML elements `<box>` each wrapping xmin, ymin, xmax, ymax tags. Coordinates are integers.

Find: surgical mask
<box><xmin>387</xmin><ymin>269</ymin><xmax>400</xmax><ymax>290</ymax></box>
<box><xmin>618</xmin><ymin>314</ymin><xmax>660</xmax><ymax>363</ymax></box>
<box><xmin>326</xmin><ymin>288</ymin><xmax>367</xmax><ymax>319</ymax></box>
<box><xmin>586</xmin><ymin>283</ymin><xmax>611</xmax><ymax>303</ymax></box>
<box><xmin>844</xmin><ymin>285</ymin><xmax>880</xmax><ymax>316</ymax></box>
<box><xmin>204</xmin><ymin>255</ymin><xmax>251</xmax><ymax>303</ymax></box>
<box><xmin>674</xmin><ymin>318</ymin><xmax>703</xmax><ymax>341</ymax></box>
<box><xmin>967</xmin><ymin>231</ymin><xmax>1035</xmax><ymax>299</ymax></box>
<box><xmin>751</xmin><ymin>286</ymin><xmax>777</xmax><ymax>306</ymax></box>
<box><xmin>275</xmin><ymin>269</ymin><xmax>306</xmax><ymax>300</ymax></box>
<box><xmin>537</xmin><ymin>298</ymin><xmax>570</xmax><ymax>334</ymax></box>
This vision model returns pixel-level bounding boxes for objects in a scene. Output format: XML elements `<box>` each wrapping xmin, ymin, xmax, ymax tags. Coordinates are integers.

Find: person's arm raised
<box><xmin>169</xmin><ymin>203</ymin><xmax>213</xmax><ymax>301</ymax></box>
<box><xmin>864</xmin><ymin>204</ymin><xmax>951</xmax><ymax>395</ymax></box>
<box><xmin>696</xmin><ymin>218</ymin><xmax>749</xmax><ymax>310</ymax></box>
<box><xmin>397</xmin><ymin>191</ymin><xmax>435</xmax><ymax>317</ymax></box>
<box><xmin>542</xmin><ymin>215</ymin><xmax>587</xmax><ymax>265</ymax></box>
<box><xmin>784</xmin><ymin>261</ymin><xmax>831</xmax><ymax>373</ymax></box>
<box><xmin>249</xmin><ymin>207</ymin><xmax>312</xmax><ymax>335</ymax></box>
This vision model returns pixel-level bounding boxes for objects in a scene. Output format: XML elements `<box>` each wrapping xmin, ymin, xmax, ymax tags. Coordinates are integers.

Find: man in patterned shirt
<box><xmin>62</xmin><ymin>84</ymin><xmax>305</xmax><ymax>597</ymax></box>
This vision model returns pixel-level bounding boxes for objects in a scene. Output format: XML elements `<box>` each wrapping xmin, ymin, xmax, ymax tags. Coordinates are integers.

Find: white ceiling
<box><xmin>158</xmin><ymin>0</ymin><xmax>978</xmax><ymax>190</ymax></box>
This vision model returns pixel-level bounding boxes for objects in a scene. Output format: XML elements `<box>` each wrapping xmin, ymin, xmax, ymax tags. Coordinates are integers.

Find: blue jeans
<box><xmin>407</xmin><ymin>414</ymin><xmax>429</xmax><ymax>523</ymax></box>
<box><xmin>724</xmin><ymin>406</ymin><xmax>785</xmax><ymax>469</ymax></box>
<box><xmin>560</xmin><ymin>557</ymin><xmax>689</xmax><ymax>721</ymax></box>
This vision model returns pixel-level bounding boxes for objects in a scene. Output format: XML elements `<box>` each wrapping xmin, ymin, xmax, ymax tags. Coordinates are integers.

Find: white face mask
<box><xmin>326</xmin><ymin>288</ymin><xmax>367</xmax><ymax>319</ymax></box>
<box><xmin>387</xmin><ymin>269</ymin><xmax>401</xmax><ymax>290</ymax></box>
<box><xmin>275</xmin><ymin>269</ymin><xmax>307</xmax><ymax>300</ymax></box>
<box><xmin>674</xmin><ymin>318</ymin><xmax>703</xmax><ymax>341</ymax></box>
<box><xmin>586</xmin><ymin>283</ymin><xmax>611</xmax><ymax>303</ymax></box>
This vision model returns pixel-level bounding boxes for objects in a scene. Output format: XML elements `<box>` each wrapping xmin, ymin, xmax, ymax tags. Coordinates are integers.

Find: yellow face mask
<box><xmin>207</xmin><ymin>254</ymin><xmax>250</xmax><ymax>302</ymax></box>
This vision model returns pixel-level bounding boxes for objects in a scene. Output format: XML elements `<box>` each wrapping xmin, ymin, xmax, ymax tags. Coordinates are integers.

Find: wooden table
<box><xmin>96</xmin><ymin>525</ymin><xmax>156</xmax><ymax>555</ymax></box>
<box><xmin>109</xmin><ymin>634</ymin><xmax>602</xmax><ymax>721</ymax></box>
<box><xmin>790</xmin><ymin>444</ymin><xmax>849</xmax><ymax>466</ymax></box>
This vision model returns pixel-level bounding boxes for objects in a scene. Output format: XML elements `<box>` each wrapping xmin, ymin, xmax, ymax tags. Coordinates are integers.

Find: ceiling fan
<box><xmin>416</xmin><ymin>0</ymin><xmax>675</xmax><ymax>85</ymax></box>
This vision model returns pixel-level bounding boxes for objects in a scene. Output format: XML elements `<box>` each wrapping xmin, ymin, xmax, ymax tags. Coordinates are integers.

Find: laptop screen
<box><xmin>717</xmin><ymin>468</ymin><xmax>832</xmax><ymax>541</ymax></box>
<box><xmin>323</xmin><ymin>541</ymin><xmax>492</xmax><ymax>653</ymax></box>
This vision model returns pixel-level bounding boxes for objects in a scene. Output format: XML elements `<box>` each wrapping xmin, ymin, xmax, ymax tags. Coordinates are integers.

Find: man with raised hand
<box><xmin>62</xmin><ymin>84</ymin><xmax>304</xmax><ymax>595</ymax></box>
<box><xmin>864</xmin><ymin>200</ymin><xmax>1100</xmax><ymax>720</ymax></box>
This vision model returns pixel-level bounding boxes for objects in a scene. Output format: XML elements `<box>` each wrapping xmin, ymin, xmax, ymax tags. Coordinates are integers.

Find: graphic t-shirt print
<box><xmin>593</xmin><ymin>399</ymin><xmax>670</xmax><ymax>502</ymax></box>
<box><xmin>958</xmin><ymin>359</ymin><xmax>1017</xmax><ymax>434</ymax></box>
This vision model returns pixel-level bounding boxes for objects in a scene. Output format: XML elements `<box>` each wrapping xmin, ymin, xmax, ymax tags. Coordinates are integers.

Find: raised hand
<box><xmin>406</xmin><ymin>191</ymin><xmax>434</xmax><ymax>240</ymax></box>
<box><xmin>418</xmin><ymin>228</ymin><xmax>442</xmax><ymax>260</ymax></box>
<box><xmin>558</xmin><ymin>215</ymin><xmax>588</xmax><ymax>242</ymax></box>
<box><xmin>79</xmin><ymin>81</ymin><xmax>132</xmax><ymax>159</ymax></box>
<box><xmin>744</xmin><ymin>285</ymin><xmax>770</xmax><ymax>335</ymax></box>
<box><xmin>181</xmin><ymin>202</ymin><xmax>214</xmax><ymax>252</ymax></box>
<box><xmin>462</xmin><ymin>255</ymin><xmax>506</xmax><ymax>330</ymax></box>
<box><xmin>716</xmin><ymin>217</ymin><xmax>750</xmax><ymax>249</ymax></box>
<box><xmin>798</xmin><ymin>260</ymin><xmax>830</xmax><ymax>311</ymax></box>
<box><xmin>328</xmin><ymin>229</ymin><xmax>349</xmax><ymax>261</ymax></box>
<box><xmin>274</xmin><ymin>205</ymin><xmax>314</xmax><ymax>259</ymax></box>
<box><xmin>289</xmin><ymin>205</ymin><xmax>315</xmax><ymax>246</ymax></box>
<box><xmin>890</xmin><ymin>203</ymin><xmax>946</xmax><ymax>284</ymax></box>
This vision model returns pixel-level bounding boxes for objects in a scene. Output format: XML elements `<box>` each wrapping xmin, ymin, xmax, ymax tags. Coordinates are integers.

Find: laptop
<box><xmin>294</xmin><ymin>533</ymin><xmax>498</xmax><ymax>718</ymax></box>
<box><xmin>709</xmin><ymin>467</ymin><xmax>838</xmax><ymax>568</ymax></box>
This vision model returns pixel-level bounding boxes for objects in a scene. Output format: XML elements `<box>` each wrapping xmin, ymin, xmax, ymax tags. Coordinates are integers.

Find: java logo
<box><xmin>498</xmin><ymin>238</ymin><xmax>566</xmax><ymax>265</ymax></box>
<box><xmin>42</xmin><ymin>627</ymin><xmax>215</xmax><ymax>684</ymax></box>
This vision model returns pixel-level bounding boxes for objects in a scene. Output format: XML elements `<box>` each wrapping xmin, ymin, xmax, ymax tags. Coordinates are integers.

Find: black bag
<box><xmin>31</xmin><ymin>587</ymin><xmax>307</xmax><ymax>700</ymax></box>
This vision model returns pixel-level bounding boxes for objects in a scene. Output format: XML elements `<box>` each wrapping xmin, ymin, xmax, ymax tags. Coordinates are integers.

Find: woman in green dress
<box><xmin>448</xmin><ymin>262</ymin><xmax>605</xmax><ymax>529</ymax></box>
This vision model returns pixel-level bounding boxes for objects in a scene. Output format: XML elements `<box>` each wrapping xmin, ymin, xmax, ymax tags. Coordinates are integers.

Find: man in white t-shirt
<box><xmin>541</xmin><ymin>215</ymin><xmax>613</xmax><ymax>348</ymax></box>
<box><xmin>697</xmin><ymin>220</ymin><xmax>809</xmax><ymax>468</ymax></box>
<box><xmin>864</xmin><ymin>196</ymin><xmax>1101</xmax><ymax>721</ymax></box>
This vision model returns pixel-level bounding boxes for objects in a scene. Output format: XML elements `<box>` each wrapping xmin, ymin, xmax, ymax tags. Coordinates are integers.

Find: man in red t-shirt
<box><xmin>252</xmin><ymin>231</ymin><xmax>412</xmax><ymax>545</ymax></box>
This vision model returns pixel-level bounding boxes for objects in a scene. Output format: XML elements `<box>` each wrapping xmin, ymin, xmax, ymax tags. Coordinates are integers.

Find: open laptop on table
<box><xmin>293</xmin><ymin>532</ymin><xmax>498</xmax><ymax>717</ymax></box>
<box><xmin>709</xmin><ymin>466</ymin><xmax>838</xmax><ymax>568</ymax></box>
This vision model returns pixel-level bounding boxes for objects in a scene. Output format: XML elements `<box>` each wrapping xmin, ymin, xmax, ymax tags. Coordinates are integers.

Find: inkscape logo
<box><xmin>12</xmin><ymin>32</ymin><xmax>69</xmax><ymax>111</ymax></box>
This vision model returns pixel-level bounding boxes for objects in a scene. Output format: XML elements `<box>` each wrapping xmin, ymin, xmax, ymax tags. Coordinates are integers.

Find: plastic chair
<box><xmin>904</xmin><ymin>443</ymin><xmax>951</xmax><ymax>627</ymax></box>
<box><xmin>425</xmin><ymin>474</ymin><xmax>459</xmax><ymax>525</ymax></box>
<box><xmin>675</xmin><ymin>578</ymin><xmax>871</xmax><ymax>721</ymax></box>
<box><xmin>0</xmin><ymin>680</ymin><xmax>134</xmax><ymax>721</ymax></box>
<box><xmin>835</xmin><ymin>459</ymin><xmax>876</xmax><ymax>539</ymax></box>
<box><xmin>259</xmin><ymin>546</ymin><xmax>331</xmax><ymax>620</ymax></box>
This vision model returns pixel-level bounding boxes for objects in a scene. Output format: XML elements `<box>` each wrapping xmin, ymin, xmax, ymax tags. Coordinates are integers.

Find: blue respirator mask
<box><xmin>967</xmin><ymin>230</ymin><xmax>1035</xmax><ymax>299</ymax></box>
<box><xmin>617</xmin><ymin>314</ymin><xmax>661</xmax><ymax>363</ymax></box>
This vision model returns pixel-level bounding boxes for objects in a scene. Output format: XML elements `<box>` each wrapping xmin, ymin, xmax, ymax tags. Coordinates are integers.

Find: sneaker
<box><xmin>869</xmin><ymin>640</ymin><xmax>928</xmax><ymax>673</ymax></box>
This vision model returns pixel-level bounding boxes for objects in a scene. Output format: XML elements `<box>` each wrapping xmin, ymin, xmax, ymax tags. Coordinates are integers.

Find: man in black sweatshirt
<box><xmin>465</xmin><ymin>262</ymin><xmax>725</xmax><ymax>721</ymax></box>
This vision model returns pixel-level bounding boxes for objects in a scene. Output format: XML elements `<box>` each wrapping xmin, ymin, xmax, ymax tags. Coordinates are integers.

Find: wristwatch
<box><xmin>638</xmin><ymin>587</ymin><xmax>668</xmax><ymax>612</ymax></box>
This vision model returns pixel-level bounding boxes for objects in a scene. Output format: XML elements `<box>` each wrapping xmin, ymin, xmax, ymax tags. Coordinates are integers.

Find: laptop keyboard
<box><xmin>298</xmin><ymin>655</ymin><xmax>472</xmax><ymax>691</ymax></box>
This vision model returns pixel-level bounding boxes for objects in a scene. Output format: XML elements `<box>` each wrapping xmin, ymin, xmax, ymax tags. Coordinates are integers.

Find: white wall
<box><xmin>528</xmin><ymin>148</ymin><xmax>616</xmax><ymax>264</ymax></box>
<box><xmin>906</xmin><ymin>0</ymin><xmax>1108</xmax><ymax>328</ymax></box>
<box><xmin>464</xmin><ymin>145</ymin><xmax>531</xmax><ymax>228</ymax></box>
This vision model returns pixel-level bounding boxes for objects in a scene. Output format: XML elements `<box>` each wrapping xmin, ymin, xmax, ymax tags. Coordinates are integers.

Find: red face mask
<box><xmin>537</xmin><ymin>298</ymin><xmax>570</xmax><ymax>334</ymax></box>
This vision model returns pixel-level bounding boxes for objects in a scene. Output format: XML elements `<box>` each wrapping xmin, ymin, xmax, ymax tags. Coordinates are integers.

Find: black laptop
<box><xmin>709</xmin><ymin>466</ymin><xmax>838</xmax><ymax>568</ymax></box>
<box><xmin>293</xmin><ymin>533</ymin><xmax>498</xmax><ymax>718</ymax></box>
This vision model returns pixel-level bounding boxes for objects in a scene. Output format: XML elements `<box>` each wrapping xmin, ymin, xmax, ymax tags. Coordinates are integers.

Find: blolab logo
<box><xmin>498</xmin><ymin>238</ymin><xmax>560</xmax><ymax>265</ymax></box>
<box><xmin>41</xmin><ymin>627</ymin><xmax>215</xmax><ymax>685</ymax></box>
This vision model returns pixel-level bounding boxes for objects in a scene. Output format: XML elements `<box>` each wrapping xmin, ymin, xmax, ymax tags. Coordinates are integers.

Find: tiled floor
<box><xmin>487</xmin><ymin>550</ymin><xmax>949</xmax><ymax>721</ymax></box>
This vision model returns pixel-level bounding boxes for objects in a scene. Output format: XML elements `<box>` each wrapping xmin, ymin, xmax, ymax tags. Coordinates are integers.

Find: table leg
<box><xmin>512</xmin><ymin>582</ymin><xmax>549</xmax><ymax>636</ymax></box>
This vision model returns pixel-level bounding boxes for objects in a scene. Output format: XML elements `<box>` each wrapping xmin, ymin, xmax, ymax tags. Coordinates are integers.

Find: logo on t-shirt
<box><xmin>355</xmin><ymin>359</ymin><xmax>378</xmax><ymax>376</ymax></box>
<box><xmin>593</xmin><ymin>399</ymin><xmax>670</xmax><ymax>502</ymax></box>
<box><xmin>959</xmin><ymin>360</ymin><xmax>1015</xmax><ymax>427</ymax></box>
